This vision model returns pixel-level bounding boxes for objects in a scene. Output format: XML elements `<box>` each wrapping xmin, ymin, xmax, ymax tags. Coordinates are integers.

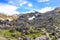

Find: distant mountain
<box><xmin>0</xmin><ymin>14</ymin><xmax>19</xmax><ymax>21</ymax></box>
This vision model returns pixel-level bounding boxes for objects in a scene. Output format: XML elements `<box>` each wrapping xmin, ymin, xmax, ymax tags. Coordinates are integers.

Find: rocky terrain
<box><xmin>0</xmin><ymin>7</ymin><xmax>60</xmax><ymax>40</ymax></box>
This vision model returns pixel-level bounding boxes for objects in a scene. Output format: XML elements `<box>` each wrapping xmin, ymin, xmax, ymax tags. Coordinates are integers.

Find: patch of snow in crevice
<box><xmin>28</xmin><ymin>16</ymin><xmax>35</xmax><ymax>20</ymax></box>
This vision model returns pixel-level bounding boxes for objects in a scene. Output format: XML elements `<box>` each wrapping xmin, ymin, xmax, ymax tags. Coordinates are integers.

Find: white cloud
<box><xmin>0</xmin><ymin>4</ymin><xmax>20</xmax><ymax>16</ymax></box>
<box><xmin>38</xmin><ymin>0</ymin><xmax>49</xmax><ymax>2</ymax></box>
<box><xmin>23</xmin><ymin>7</ymin><xmax>55</xmax><ymax>13</ymax></box>
<box><xmin>20</xmin><ymin>1</ymin><xmax>27</xmax><ymax>6</ymax></box>
<box><xmin>38</xmin><ymin>7</ymin><xmax>54</xmax><ymax>13</ymax></box>
<box><xmin>8</xmin><ymin>0</ymin><xmax>27</xmax><ymax>6</ymax></box>
<box><xmin>8</xmin><ymin>0</ymin><xmax>33</xmax><ymax>7</ymax></box>
<box><xmin>8</xmin><ymin>0</ymin><xmax>32</xmax><ymax>7</ymax></box>
<box><xmin>27</xmin><ymin>3</ymin><xmax>32</xmax><ymax>7</ymax></box>
<box><xmin>8</xmin><ymin>1</ymin><xmax>13</xmax><ymax>4</ymax></box>
<box><xmin>16</xmin><ymin>7</ymin><xmax>55</xmax><ymax>14</ymax></box>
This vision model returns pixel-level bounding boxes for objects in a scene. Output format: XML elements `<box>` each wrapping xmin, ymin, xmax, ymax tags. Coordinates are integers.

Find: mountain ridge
<box><xmin>0</xmin><ymin>7</ymin><xmax>59</xmax><ymax>21</ymax></box>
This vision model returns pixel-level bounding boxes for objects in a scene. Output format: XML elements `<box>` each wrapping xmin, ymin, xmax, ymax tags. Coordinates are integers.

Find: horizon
<box><xmin>0</xmin><ymin>0</ymin><xmax>60</xmax><ymax>15</ymax></box>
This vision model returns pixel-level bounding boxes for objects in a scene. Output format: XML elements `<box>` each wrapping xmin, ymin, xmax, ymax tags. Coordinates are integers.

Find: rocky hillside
<box><xmin>0</xmin><ymin>7</ymin><xmax>60</xmax><ymax>40</ymax></box>
<box><xmin>0</xmin><ymin>14</ymin><xmax>19</xmax><ymax>21</ymax></box>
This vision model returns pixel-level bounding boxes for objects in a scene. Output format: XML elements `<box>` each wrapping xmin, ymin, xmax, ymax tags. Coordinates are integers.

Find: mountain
<box><xmin>0</xmin><ymin>14</ymin><xmax>19</xmax><ymax>21</ymax></box>
<box><xmin>0</xmin><ymin>7</ymin><xmax>60</xmax><ymax>40</ymax></box>
<box><xmin>0</xmin><ymin>7</ymin><xmax>60</xmax><ymax>31</ymax></box>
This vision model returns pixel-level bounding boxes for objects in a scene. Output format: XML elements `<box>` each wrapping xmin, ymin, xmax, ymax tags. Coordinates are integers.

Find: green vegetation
<box><xmin>0</xmin><ymin>29</ymin><xmax>21</xmax><ymax>40</ymax></box>
<box><xmin>0</xmin><ymin>26</ymin><xmax>56</xmax><ymax>40</ymax></box>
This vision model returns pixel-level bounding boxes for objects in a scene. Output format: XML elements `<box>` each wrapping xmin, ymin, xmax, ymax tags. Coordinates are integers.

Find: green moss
<box><xmin>26</xmin><ymin>32</ymin><xmax>43</xmax><ymax>39</ymax></box>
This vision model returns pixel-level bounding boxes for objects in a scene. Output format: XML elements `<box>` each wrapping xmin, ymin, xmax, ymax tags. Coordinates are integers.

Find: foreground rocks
<box><xmin>34</xmin><ymin>35</ymin><xmax>50</xmax><ymax>40</ymax></box>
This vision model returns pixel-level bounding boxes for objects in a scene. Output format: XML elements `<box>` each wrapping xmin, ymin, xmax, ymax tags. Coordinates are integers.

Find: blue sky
<box><xmin>0</xmin><ymin>0</ymin><xmax>60</xmax><ymax>15</ymax></box>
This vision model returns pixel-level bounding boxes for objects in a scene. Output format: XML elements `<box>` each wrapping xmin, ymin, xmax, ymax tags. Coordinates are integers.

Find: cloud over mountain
<box><xmin>38</xmin><ymin>7</ymin><xmax>54</xmax><ymax>13</ymax></box>
<box><xmin>0</xmin><ymin>4</ymin><xmax>20</xmax><ymax>15</ymax></box>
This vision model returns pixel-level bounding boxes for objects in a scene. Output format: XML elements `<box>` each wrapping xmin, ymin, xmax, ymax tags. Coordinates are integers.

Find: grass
<box><xmin>0</xmin><ymin>29</ymin><xmax>21</xmax><ymax>40</ymax></box>
<box><xmin>0</xmin><ymin>25</ymin><xmax>57</xmax><ymax>40</ymax></box>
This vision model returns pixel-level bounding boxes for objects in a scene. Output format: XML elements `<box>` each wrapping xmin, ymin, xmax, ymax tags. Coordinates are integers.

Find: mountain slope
<box><xmin>0</xmin><ymin>7</ymin><xmax>60</xmax><ymax>40</ymax></box>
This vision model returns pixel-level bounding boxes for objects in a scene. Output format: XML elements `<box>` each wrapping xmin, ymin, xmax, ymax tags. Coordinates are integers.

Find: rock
<box><xmin>55</xmin><ymin>28</ymin><xmax>60</xmax><ymax>33</ymax></box>
<box><xmin>46</xmin><ymin>25</ymin><xmax>55</xmax><ymax>33</ymax></box>
<box><xmin>49</xmin><ymin>32</ymin><xmax>56</xmax><ymax>36</ymax></box>
<box><xmin>11</xmin><ymin>33</ymin><xmax>16</xmax><ymax>37</ymax></box>
<box><xmin>57</xmin><ymin>38</ymin><xmax>60</xmax><ymax>40</ymax></box>
<box><xmin>58</xmin><ymin>33</ymin><xmax>60</xmax><ymax>38</ymax></box>
<box><xmin>0</xmin><ymin>37</ymin><xmax>7</xmax><ymax>40</ymax></box>
<box><xmin>9</xmin><ymin>28</ymin><xmax>15</xmax><ymax>33</ymax></box>
<box><xmin>23</xmin><ymin>36</ymin><xmax>30</xmax><ymax>40</ymax></box>
<box><xmin>18</xmin><ymin>37</ymin><xmax>22</xmax><ymax>40</ymax></box>
<box><xmin>34</xmin><ymin>35</ymin><xmax>50</xmax><ymax>40</ymax></box>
